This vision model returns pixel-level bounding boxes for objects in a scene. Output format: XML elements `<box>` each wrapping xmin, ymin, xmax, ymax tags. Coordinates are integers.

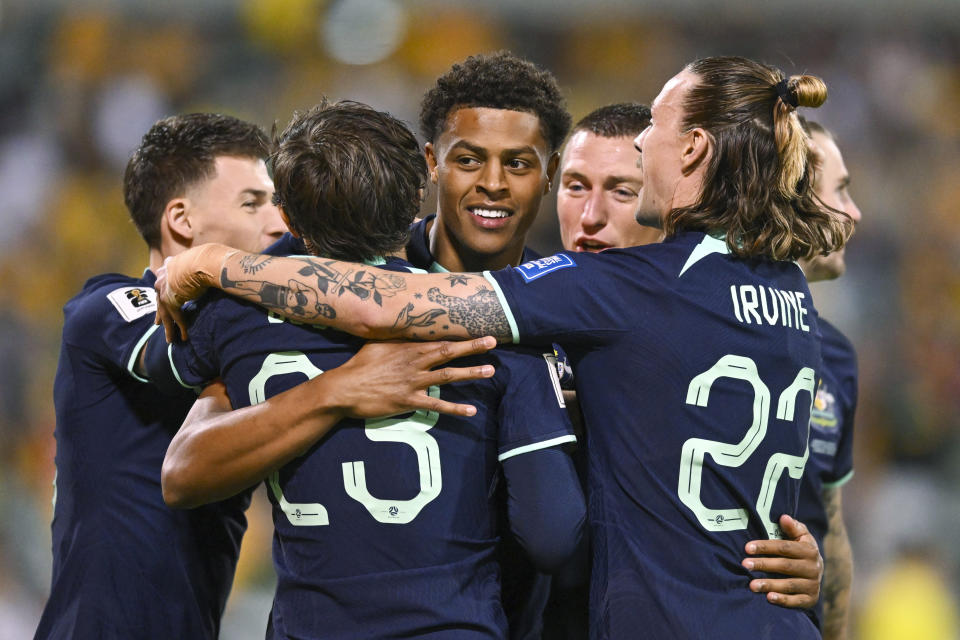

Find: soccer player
<box><xmin>796</xmin><ymin>118</ymin><xmax>861</xmax><ymax>640</ymax></box>
<box><xmin>408</xmin><ymin>51</ymin><xmax>572</xmax><ymax>640</ymax></box>
<box><xmin>146</xmin><ymin>100</ymin><xmax>586</xmax><ymax>639</ymax></box>
<box><xmin>556</xmin><ymin>103</ymin><xmax>661</xmax><ymax>254</ymax></box>
<box><xmin>39</xmin><ymin>113</ymin><xmax>489</xmax><ymax>640</ymax></box>
<box><xmin>158</xmin><ymin>56</ymin><xmax>849</xmax><ymax>638</ymax></box>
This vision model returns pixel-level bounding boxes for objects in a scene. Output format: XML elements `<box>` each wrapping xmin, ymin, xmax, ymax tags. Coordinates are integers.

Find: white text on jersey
<box><xmin>729</xmin><ymin>285</ymin><xmax>810</xmax><ymax>332</ymax></box>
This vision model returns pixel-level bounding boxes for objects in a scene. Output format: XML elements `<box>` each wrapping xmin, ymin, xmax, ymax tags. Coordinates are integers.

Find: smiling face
<box><xmin>557</xmin><ymin>131</ymin><xmax>662</xmax><ymax>252</ymax></box>
<box><xmin>185</xmin><ymin>155</ymin><xmax>286</xmax><ymax>252</ymax></box>
<box><xmin>801</xmin><ymin>130</ymin><xmax>862</xmax><ymax>281</ymax></box>
<box><xmin>424</xmin><ymin>107</ymin><xmax>558</xmax><ymax>272</ymax></box>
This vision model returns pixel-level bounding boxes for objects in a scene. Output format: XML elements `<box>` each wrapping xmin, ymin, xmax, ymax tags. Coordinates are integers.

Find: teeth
<box><xmin>472</xmin><ymin>208</ymin><xmax>510</xmax><ymax>219</ymax></box>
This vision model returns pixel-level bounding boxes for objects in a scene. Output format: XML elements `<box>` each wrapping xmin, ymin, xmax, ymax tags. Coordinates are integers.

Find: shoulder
<box><xmin>63</xmin><ymin>273</ymin><xmax>156</xmax><ymax>335</ymax></box>
<box><xmin>818</xmin><ymin>317</ymin><xmax>858</xmax><ymax>376</ymax></box>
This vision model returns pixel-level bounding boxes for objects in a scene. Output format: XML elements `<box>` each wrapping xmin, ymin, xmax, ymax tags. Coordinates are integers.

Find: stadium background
<box><xmin>0</xmin><ymin>0</ymin><xmax>958</xmax><ymax>637</ymax></box>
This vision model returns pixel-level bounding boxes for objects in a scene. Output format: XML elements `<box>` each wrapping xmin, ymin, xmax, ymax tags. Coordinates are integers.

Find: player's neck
<box><xmin>427</xmin><ymin>216</ymin><xmax>525</xmax><ymax>272</ymax></box>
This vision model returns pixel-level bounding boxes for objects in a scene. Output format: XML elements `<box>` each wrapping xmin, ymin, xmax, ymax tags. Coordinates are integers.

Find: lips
<box><xmin>467</xmin><ymin>206</ymin><xmax>513</xmax><ymax>229</ymax></box>
<box><xmin>574</xmin><ymin>237</ymin><xmax>612</xmax><ymax>253</ymax></box>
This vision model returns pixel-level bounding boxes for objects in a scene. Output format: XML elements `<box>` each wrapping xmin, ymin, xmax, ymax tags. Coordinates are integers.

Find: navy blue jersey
<box><xmin>487</xmin><ymin>232</ymin><xmax>822</xmax><ymax>640</ymax></box>
<box><xmin>797</xmin><ymin>317</ymin><xmax>857</xmax><ymax>627</ymax></box>
<box><xmin>264</xmin><ymin>231</ymin><xmax>307</xmax><ymax>257</ymax></box>
<box><xmin>406</xmin><ymin>217</ymin><xmax>555</xmax><ymax>640</ymax></box>
<box><xmin>157</xmin><ymin>258</ymin><xmax>577</xmax><ymax>640</ymax></box>
<box><xmin>405</xmin><ymin>214</ymin><xmax>542</xmax><ymax>273</ymax></box>
<box><xmin>38</xmin><ymin>271</ymin><xmax>248</xmax><ymax>640</ymax></box>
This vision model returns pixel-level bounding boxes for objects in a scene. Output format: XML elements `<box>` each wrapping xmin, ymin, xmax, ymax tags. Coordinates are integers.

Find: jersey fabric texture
<box><xmin>797</xmin><ymin>317</ymin><xmax>857</xmax><ymax>628</ymax></box>
<box><xmin>38</xmin><ymin>271</ymin><xmax>248</xmax><ymax>640</ymax></box>
<box><xmin>406</xmin><ymin>216</ymin><xmax>555</xmax><ymax>640</ymax></box>
<box><xmin>486</xmin><ymin>231</ymin><xmax>823</xmax><ymax>640</ymax></box>
<box><xmin>151</xmin><ymin>257</ymin><xmax>577</xmax><ymax>640</ymax></box>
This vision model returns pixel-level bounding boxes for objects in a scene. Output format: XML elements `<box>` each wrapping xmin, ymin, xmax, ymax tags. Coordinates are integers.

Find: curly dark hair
<box><xmin>271</xmin><ymin>99</ymin><xmax>426</xmax><ymax>262</ymax></box>
<box><xmin>572</xmin><ymin>103</ymin><xmax>651</xmax><ymax>139</ymax></box>
<box><xmin>123</xmin><ymin>113</ymin><xmax>269</xmax><ymax>248</ymax></box>
<box><xmin>419</xmin><ymin>51</ymin><xmax>572</xmax><ymax>153</ymax></box>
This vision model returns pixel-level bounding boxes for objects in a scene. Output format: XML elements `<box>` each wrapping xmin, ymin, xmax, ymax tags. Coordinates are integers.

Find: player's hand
<box><xmin>329</xmin><ymin>337</ymin><xmax>498</xmax><ymax>419</ymax></box>
<box><xmin>743</xmin><ymin>514</ymin><xmax>823</xmax><ymax>609</ymax></box>
<box><xmin>154</xmin><ymin>244</ymin><xmax>235</xmax><ymax>342</ymax></box>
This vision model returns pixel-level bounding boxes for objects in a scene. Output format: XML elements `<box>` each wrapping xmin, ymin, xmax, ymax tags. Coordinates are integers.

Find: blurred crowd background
<box><xmin>0</xmin><ymin>0</ymin><xmax>958</xmax><ymax>637</ymax></box>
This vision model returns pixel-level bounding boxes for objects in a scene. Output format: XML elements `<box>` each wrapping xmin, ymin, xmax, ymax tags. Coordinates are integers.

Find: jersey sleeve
<box><xmin>141</xmin><ymin>295</ymin><xmax>223</xmax><ymax>394</ymax></box>
<box><xmin>483</xmin><ymin>250</ymin><xmax>646</xmax><ymax>346</ymax></box>
<box><xmin>825</xmin><ymin>342</ymin><xmax>858</xmax><ymax>488</ymax></box>
<box><xmin>60</xmin><ymin>279</ymin><xmax>163</xmax><ymax>383</ymax></box>
<box><xmin>494</xmin><ymin>346</ymin><xmax>577</xmax><ymax>461</ymax></box>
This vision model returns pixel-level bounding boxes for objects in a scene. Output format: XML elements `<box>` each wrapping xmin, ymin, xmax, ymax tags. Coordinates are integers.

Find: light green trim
<box><xmin>429</xmin><ymin>261</ymin><xmax>449</xmax><ymax>273</ymax></box>
<box><xmin>363</xmin><ymin>256</ymin><xmax>387</xmax><ymax>266</ymax></box>
<box><xmin>168</xmin><ymin>344</ymin><xmax>202</xmax><ymax>392</ymax></box>
<box><xmin>404</xmin><ymin>265</ymin><xmax>428</xmax><ymax>274</ymax></box>
<box><xmin>498</xmin><ymin>434</ymin><xmax>577</xmax><ymax>462</ymax></box>
<box><xmin>126</xmin><ymin>324</ymin><xmax>160</xmax><ymax>383</ymax></box>
<box><xmin>482</xmin><ymin>271</ymin><xmax>520</xmax><ymax>343</ymax></box>
<box><xmin>679</xmin><ymin>234</ymin><xmax>730</xmax><ymax>278</ymax></box>
<box><xmin>822</xmin><ymin>469</ymin><xmax>854</xmax><ymax>489</ymax></box>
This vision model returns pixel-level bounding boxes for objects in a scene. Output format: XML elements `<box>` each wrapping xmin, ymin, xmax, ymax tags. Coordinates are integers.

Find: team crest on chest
<box><xmin>106</xmin><ymin>286</ymin><xmax>157</xmax><ymax>322</ymax></box>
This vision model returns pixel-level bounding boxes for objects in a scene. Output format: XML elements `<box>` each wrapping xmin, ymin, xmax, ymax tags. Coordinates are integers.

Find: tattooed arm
<box><xmin>821</xmin><ymin>487</ymin><xmax>853</xmax><ymax>639</ymax></box>
<box><xmin>157</xmin><ymin>244</ymin><xmax>514</xmax><ymax>342</ymax></box>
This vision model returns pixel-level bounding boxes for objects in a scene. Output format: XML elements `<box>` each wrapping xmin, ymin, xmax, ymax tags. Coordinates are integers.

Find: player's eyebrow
<box><xmin>240</xmin><ymin>188</ymin><xmax>269</xmax><ymax>200</ymax></box>
<box><xmin>561</xmin><ymin>169</ymin><xmax>589</xmax><ymax>183</ymax></box>
<box><xmin>450</xmin><ymin>140</ymin><xmax>488</xmax><ymax>156</ymax></box>
<box><xmin>602</xmin><ymin>175</ymin><xmax>642</xmax><ymax>189</ymax></box>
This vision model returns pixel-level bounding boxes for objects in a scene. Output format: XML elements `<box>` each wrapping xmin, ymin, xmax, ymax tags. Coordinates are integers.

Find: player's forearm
<box><xmin>161</xmin><ymin>244</ymin><xmax>514</xmax><ymax>342</ymax></box>
<box><xmin>821</xmin><ymin>489</ymin><xmax>853</xmax><ymax>640</ymax></box>
<box><xmin>162</xmin><ymin>377</ymin><xmax>347</xmax><ymax>508</ymax></box>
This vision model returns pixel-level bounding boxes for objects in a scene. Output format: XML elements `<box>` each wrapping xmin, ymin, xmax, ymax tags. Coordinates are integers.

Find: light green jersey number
<box><xmin>678</xmin><ymin>354</ymin><xmax>815</xmax><ymax>539</ymax></box>
<box><xmin>248</xmin><ymin>351</ymin><xmax>442</xmax><ymax>527</ymax></box>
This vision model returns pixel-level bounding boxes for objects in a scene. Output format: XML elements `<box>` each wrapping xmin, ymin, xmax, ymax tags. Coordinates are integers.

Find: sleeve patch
<box><xmin>106</xmin><ymin>286</ymin><xmax>157</xmax><ymax>322</ymax></box>
<box><xmin>514</xmin><ymin>254</ymin><xmax>576</xmax><ymax>282</ymax></box>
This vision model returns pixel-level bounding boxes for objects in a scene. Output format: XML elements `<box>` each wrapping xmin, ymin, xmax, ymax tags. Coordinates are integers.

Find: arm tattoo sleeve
<box><xmin>220</xmin><ymin>254</ymin><xmax>513</xmax><ymax>341</ymax></box>
<box><xmin>821</xmin><ymin>487</ymin><xmax>853</xmax><ymax>640</ymax></box>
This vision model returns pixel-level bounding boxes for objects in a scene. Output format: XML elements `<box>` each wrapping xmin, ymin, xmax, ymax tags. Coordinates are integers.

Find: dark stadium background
<box><xmin>1</xmin><ymin>0</ymin><xmax>958</xmax><ymax>637</ymax></box>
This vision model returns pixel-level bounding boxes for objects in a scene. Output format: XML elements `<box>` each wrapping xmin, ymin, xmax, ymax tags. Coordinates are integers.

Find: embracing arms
<box><xmin>155</xmin><ymin>244</ymin><xmax>512</xmax><ymax>343</ymax></box>
<box><xmin>160</xmin><ymin>338</ymin><xmax>497</xmax><ymax>508</ymax></box>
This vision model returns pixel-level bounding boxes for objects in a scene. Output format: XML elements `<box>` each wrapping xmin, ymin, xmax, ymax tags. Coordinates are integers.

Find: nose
<box><xmin>262</xmin><ymin>202</ymin><xmax>287</xmax><ymax>242</ymax></box>
<box><xmin>634</xmin><ymin>126</ymin><xmax>650</xmax><ymax>153</ymax></box>
<box><xmin>477</xmin><ymin>160</ymin><xmax>508</xmax><ymax>198</ymax></box>
<box><xmin>846</xmin><ymin>198</ymin><xmax>862</xmax><ymax>225</ymax></box>
<box><xmin>580</xmin><ymin>191</ymin><xmax>606</xmax><ymax>234</ymax></box>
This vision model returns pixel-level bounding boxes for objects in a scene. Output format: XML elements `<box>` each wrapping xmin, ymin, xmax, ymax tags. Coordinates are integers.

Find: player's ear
<box><xmin>544</xmin><ymin>151</ymin><xmax>560</xmax><ymax>195</ymax></box>
<box><xmin>278</xmin><ymin>207</ymin><xmax>300</xmax><ymax>238</ymax></box>
<box><xmin>424</xmin><ymin>143</ymin><xmax>439</xmax><ymax>185</ymax></box>
<box><xmin>164</xmin><ymin>198</ymin><xmax>193</xmax><ymax>243</ymax></box>
<box><xmin>680</xmin><ymin>127</ymin><xmax>712</xmax><ymax>175</ymax></box>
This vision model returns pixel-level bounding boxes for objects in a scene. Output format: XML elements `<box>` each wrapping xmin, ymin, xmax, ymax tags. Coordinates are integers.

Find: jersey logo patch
<box><xmin>107</xmin><ymin>286</ymin><xmax>157</xmax><ymax>322</ymax></box>
<box><xmin>810</xmin><ymin>381</ymin><xmax>838</xmax><ymax>431</ymax></box>
<box><xmin>515</xmin><ymin>254</ymin><xmax>576</xmax><ymax>282</ymax></box>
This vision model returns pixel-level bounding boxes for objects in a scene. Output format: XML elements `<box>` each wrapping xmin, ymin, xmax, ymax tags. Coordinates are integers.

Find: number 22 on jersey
<box><xmin>679</xmin><ymin>354</ymin><xmax>815</xmax><ymax>539</ymax></box>
<box><xmin>248</xmin><ymin>351</ymin><xmax>442</xmax><ymax>527</ymax></box>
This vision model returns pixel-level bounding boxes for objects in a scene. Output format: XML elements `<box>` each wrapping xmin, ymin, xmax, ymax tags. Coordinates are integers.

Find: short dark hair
<box><xmin>572</xmin><ymin>103</ymin><xmax>651</xmax><ymax>139</ymax></box>
<box><xmin>419</xmin><ymin>51</ymin><xmax>572</xmax><ymax>153</ymax></box>
<box><xmin>271</xmin><ymin>99</ymin><xmax>426</xmax><ymax>262</ymax></box>
<box><xmin>123</xmin><ymin>113</ymin><xmax>269</xmax><ymax>248</ymax></box>
<box><xmin>667</xmin><ymin>56</ymin><xmax>850</xmax><ymax>262</ymax></box>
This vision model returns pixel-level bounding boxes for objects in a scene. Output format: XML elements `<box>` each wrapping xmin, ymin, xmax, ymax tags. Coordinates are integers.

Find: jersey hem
<box><xmin>822</xmin><ymin>469</ymin><xmax>854</xmax><ymax>489</ymax></box>
<box><xmin>126</xmin><ymin>323</ymin><xmax>160</xmax><ymax>383</ymax></box>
